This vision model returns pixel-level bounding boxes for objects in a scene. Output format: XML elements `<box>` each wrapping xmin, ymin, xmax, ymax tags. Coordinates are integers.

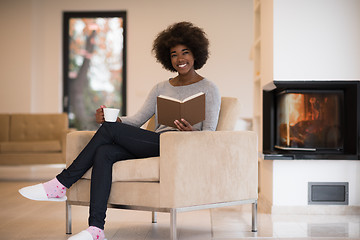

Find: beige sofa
<box><xmin>65</xmin><ymin>97</ymin><xmax>258</xmax><ymax>239</ymax></box>
<box><xmin>0</xmin><ymin>113</ymin><xmax>68</xmax><ymax>165</ymax></box>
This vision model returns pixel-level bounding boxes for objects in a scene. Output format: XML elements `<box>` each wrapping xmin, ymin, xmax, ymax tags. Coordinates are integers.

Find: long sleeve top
<box><xmin>120</xmin><ymin>78</ymin><xmax>221</xmax><ymax>133</ymax></box>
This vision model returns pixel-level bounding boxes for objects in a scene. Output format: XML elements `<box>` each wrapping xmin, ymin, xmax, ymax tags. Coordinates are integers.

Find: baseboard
<box><xmin>271</xmin><ymin>205</ymin><xmax>360</xmax><ymax>215</ymax></box>
<box><xmin>258</xmin><ymin>194</ymin><xmax>360</xmax><ymax>215</ymax></box>
<box><xmin>0</xmin><ymin>164</ymin><xmax>65</xmax><ymax>181</ymax></box>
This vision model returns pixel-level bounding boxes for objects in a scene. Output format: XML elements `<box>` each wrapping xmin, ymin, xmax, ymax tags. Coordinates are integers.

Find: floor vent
<box><xmin>308</xmin><ymin>182</ymin><xmax>348</xmax><ymax>205</ymax></box>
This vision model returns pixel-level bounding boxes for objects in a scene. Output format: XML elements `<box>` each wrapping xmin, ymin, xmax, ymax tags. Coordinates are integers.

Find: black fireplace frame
<box><xmin>263</xmin><ymin>81</ymin><xmax>360</xmax><ymax>160</ymax></box>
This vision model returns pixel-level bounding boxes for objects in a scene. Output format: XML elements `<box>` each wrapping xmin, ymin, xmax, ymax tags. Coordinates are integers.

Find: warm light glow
<box><xmin>277</xmin><ymin>91</ymin><xmax>343</xmax><ymax>149</ymax></box>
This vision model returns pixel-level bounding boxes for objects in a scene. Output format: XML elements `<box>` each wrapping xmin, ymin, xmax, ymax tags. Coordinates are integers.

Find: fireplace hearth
<box><xmin>263</xmin><ymin>81</ymin><xmax>360</xmax><ymax>160</ymax></box>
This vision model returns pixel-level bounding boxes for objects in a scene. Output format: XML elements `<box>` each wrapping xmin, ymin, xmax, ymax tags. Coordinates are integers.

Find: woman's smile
<box><xmin>170</xmin><ymin>44</ymin><xmax>195</xmax><ymax>75</ymax></box>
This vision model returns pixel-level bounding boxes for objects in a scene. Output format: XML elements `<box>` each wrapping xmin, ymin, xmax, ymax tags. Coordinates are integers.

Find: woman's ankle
<box><xmin>86</xmin><ymin>226</ymin><xmax>105</xmax><ymax>240</ymax></box>
<box><xmin>43</xmin><ymin>177</ymin><xmax>66</xmax><ymax>199</ymax></box>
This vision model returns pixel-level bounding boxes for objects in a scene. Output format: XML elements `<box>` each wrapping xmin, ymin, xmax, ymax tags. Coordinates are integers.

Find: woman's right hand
<box><xmin>95</xmin><ymin>105</ymin><xmax>106</xmax><ymax>124</ymax></box>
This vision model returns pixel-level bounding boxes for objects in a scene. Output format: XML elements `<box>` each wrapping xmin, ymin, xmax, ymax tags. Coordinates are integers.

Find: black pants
<box><xmin>57</xmin><ymin>122</ymin><xmax>160</xmax><ymax>230</ymax></box>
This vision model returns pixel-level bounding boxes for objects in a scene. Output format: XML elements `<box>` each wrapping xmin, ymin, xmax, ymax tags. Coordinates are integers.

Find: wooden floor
<box><xmin>1</xmin><ymin>181</ymin><xmax>360</xmax><ymax>240</ymax></box>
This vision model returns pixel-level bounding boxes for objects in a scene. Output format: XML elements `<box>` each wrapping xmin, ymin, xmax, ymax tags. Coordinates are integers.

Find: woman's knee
<box><xmin>99</xmin><ymin>122</ymin><xmax>121</xmax><ymax>131</ymax></box>
<box><xmin>97</xmin><ymin>122</ymin><xmax>112</xmax><ymax>135</ymax></box>
<box><xmin>93</xmin><ymin>145</ymin><xmax>117</xmax><ymax>166</ymax></box>
<box><xmin>93</xmin><ymin>144</ymin><xmax>133</xmax><ymax>166</ymax></box>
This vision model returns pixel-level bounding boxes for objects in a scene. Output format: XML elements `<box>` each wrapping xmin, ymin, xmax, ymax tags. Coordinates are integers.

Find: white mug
<box><xmin>103</xmin><ymin>108</ymin><xmax>120</xmax><ymax>122</ymax></box>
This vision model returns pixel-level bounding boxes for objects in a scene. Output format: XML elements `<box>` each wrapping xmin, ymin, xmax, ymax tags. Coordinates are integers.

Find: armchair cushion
<box><xmin>216</xmin><ymin>97</ymin><xmax>242</xmax><ymax>131</ymax></box>
<box><xmin>82</xmin><ymin>157</ymin><xmax>160</xmax><ymax>182</ymax></box>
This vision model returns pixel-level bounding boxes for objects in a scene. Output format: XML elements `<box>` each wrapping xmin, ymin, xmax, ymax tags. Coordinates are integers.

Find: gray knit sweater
<box><xmin>120</xmin><ymin>79</ymin><xmax>221</xmax><ymax>133</ymax></box>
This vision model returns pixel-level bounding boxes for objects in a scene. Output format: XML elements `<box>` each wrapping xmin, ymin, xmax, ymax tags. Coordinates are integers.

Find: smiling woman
<box><xmin>20</xmin><ymin>21</ymin><xmax>221</xmax><ymax>240</ymax></box>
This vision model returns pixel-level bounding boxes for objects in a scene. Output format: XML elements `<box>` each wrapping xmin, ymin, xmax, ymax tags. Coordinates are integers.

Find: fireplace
<box><xmin>263</xmin><ymin>81</ymin><xmax>360</xmax><ymax>160</ymax></box>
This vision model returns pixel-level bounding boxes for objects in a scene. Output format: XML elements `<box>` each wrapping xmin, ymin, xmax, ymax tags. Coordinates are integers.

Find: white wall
<box><xmin>0</xmin><ymin>0</ymin><xmax>254</xmax><ymax>118</ymax></box>
<box><xmin>273</xmin><ymin>160</ymin><xmax>360</xmax><ymax>206</ymax></box>
<box><xmin>274</xmin><ymin>0</ymin><xmax>360</xmax><ymax>80</ymax></box>
<box><xmin>0</xmin><ymin>0</ymin><xmax>32</xmax><ymax>113</ymax></box>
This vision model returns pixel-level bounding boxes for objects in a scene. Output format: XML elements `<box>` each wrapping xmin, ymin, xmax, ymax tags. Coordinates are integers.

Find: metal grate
<box><xmin>308</xmin><ymin>182</ymin><xmax>348</xmax><ymax>205</ymax></box>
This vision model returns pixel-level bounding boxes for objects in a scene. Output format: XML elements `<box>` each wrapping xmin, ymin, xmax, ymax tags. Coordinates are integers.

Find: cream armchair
<box><xmin>65</xmin><ymin>97</ymin><xmax>258</xmax><ymax>240</ymax></box>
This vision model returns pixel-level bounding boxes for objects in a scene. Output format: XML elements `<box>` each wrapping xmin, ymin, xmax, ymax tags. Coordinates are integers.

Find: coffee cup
<box><xmin>103</xmin><ymin>108</ymin><xmax>120</xmax><ymax>122</ymax></box>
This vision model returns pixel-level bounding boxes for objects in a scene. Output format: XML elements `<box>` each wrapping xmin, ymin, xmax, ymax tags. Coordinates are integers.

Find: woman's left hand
<box><xmin>174</xmin><ymin>119</ymin><xmax>194</xmax><ymax>131</ymax></box>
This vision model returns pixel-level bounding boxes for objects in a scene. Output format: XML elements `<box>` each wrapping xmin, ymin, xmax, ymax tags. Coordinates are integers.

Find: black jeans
<box><xmin>57</xmin><ymin>122</ymin><xmax>160</xmax><ymax>230</ymax></box>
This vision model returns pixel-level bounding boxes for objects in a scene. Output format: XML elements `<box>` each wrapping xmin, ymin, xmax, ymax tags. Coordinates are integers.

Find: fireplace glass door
<box><xmin>276</xmin><ymin>90</ymin><xmax>344</xmax><ymax>151</ymax></box>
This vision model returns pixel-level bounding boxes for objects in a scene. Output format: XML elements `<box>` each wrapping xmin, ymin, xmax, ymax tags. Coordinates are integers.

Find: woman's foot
<box><xmin>18</xmin><ymin>178</ymin><xmax>67</xmax><ymax>201</ymax></box>
<box><xmin>43</xmin><ymin>177</ymin><xmax>67</xmax><ymax>198</ymax></box>
<box><xmin>68</xmin><ymin>227</ymin><xmax>106</xmax><ymax>240</ymax></box>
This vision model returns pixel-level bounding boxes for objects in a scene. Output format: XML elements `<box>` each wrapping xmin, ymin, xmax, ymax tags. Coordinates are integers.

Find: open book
<box><xmin>157</xmin><ymin>92</ymin><xmax>205</xmax><ymax>128</ymax></box>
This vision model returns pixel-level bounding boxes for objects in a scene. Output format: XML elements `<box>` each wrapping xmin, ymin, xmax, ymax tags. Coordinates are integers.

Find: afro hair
<box><xmin>152</xmin><ymin>22</ymin><xmax>209</xmax><ymax>72</ymax></box>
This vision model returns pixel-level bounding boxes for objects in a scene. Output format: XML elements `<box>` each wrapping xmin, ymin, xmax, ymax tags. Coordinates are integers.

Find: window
<box><xmin>63</xmin><ymin>11</ymin><xmax>127</xmax><ymax>130</ymax></box>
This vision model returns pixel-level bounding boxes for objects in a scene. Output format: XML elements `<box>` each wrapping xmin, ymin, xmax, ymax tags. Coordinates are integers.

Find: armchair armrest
<box><xmin>159</xmin><ymin>131</ymin><xmax>258</xmax><ymax>208</ymax></box>
<box><xmin>66</xmin><ymin>131</ymin><xmax>95</xmax><ymax>167</ymax></box>
<box><xmin>62</xmin><ymin>129</ymin><xmax>77</xmax><ymax>163</ymax></box>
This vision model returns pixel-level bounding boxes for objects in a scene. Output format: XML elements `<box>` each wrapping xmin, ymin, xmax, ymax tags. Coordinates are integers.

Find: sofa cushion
<box><xmin>10</xmin><ymin>114</ymin><xmax>68</xmax><ymax>141</ymax></box>
<box><xmin>0</xmin><ymin>141</ymin><xmax>62</xmax><ymax>153</ymax></box>
<box><xmin>0</xmin><ymin>114</ymin><xmax>10</xmax><ymax>142</ymax></box>
<box><xmin>82</xmin><ymin>157</ymin><xmax>160</xmax><ymax>182</ymax></box>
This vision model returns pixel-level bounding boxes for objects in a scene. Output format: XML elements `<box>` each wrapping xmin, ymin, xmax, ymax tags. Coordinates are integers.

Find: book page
<box><xmin>157</xmin><ymin>95</ymin><xmax>181</xmax><ymax>103</ymax></box>
<box><xmin>182</xmin><ymin>92</ymin><xmax>204</xmax><ymax>102</ymax></box>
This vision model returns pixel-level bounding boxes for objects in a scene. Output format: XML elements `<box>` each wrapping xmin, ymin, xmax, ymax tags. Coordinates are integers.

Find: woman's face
<box><xmin>170</xmin><ymin>44</ymin><xmax>195</xmax><ymax>75</ymax></box>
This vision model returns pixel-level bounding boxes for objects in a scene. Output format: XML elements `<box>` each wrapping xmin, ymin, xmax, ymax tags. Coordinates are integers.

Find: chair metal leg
<box><xmin>152</xmin><ymin>211</ymin><xmax>157</xmax><ymax>223</ymax></box>
<box><xmin>251</xmin><ymin>200</ymin><xmax>258</xmax><ymax>232</ymax></box>
<box><xmin>170</xmin><ymin>209</ymin><xmax>178</xmax><ymax>240</ymax></box>
<box><xmin>66</xmin><ymin>201</ymin><xmax>72</xmax><ymax>234</ymax></box>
